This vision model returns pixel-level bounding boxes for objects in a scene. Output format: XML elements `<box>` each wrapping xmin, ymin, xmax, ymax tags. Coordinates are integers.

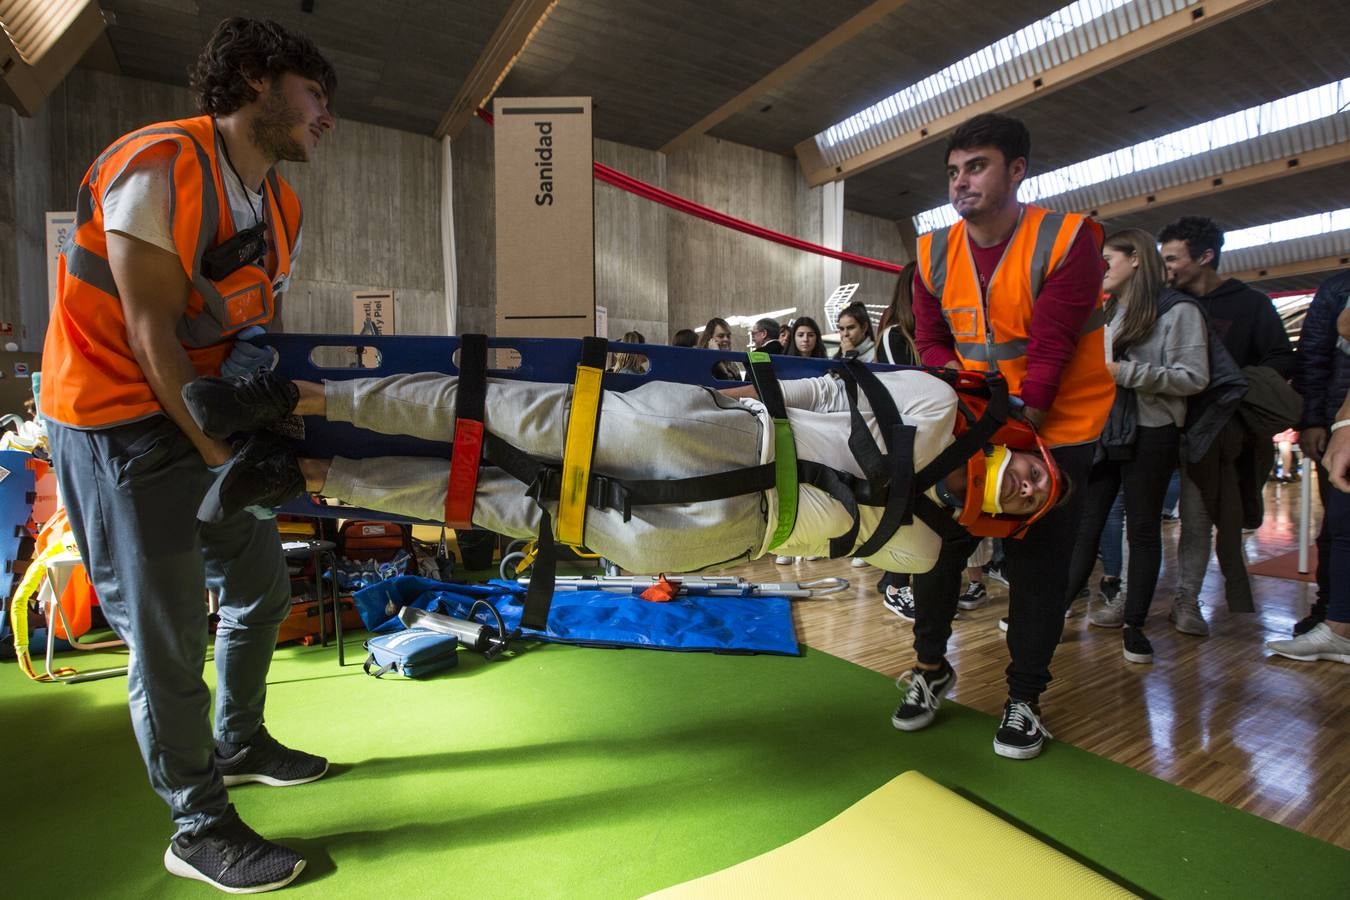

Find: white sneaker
<box><xmin>774</xmin><ymin>555</ymin><xmax>793</xmax><ymax>565</ymax></box>
<box><xmin>1266</xmin><ymin>623</ymin><xmax>1350</xmax><ymax>663</ymax></box>
<box><xmin>850</xmin><ymin>557</ymin><xmax>868</xmax><ymax>568</ymax></box>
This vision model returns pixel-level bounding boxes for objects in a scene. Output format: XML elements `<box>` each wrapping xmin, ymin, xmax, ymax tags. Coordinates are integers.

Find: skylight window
<box><xmin>911</xmin><ymin>78</ymin><xmax>1350</xmax><ymax>234</ymax></box>
<box><xmin>0</xmin><ymin>0</ymin><xmax>88</xmax><ymax>64</ymax></box>
<box><xmin>1223</xmin><ymin>208</ymin><xmax>1350</xmax><ymax>254</ymax></box>
<box><xmin>816</xmin><ymin>0</ymin><xmax>1188</xmax><ymax>163</ymax></box>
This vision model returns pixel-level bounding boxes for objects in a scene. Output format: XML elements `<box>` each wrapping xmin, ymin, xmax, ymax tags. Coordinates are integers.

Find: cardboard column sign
<box><xmin>353</xmin><ymin>290</ymin><xmax>394</xmax><ymax>368</ymax></box>
<box><xmin>493</xmin><ymin>97</ymin><xmax>595</xmax><ymax>341</ymax></box>
<box><xmin>46</xmin><ymin>212</ymin><xmax>76</xmax><ymax>310</ymax></box>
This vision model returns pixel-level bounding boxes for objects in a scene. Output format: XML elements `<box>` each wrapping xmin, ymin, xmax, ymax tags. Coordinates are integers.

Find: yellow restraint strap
<box><xmin>557</xmin><ymin>342</ymin><xmax>607</xmax><ymax>547</ymax></box>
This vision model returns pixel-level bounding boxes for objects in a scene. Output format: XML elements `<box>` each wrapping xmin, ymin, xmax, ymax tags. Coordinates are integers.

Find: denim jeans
<box><xmin>1098</xmin><ymin>488</ymin><xmax>1125</xmax><ymax>580</ymax></box>
<box><xmin>48</xmin><ymin>418</ymin><xmax>292</xmax><ymax>838</ymax></box>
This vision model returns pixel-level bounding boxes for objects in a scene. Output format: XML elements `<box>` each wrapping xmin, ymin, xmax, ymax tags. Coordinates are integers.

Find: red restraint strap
<box><xmin>444</xmin><ymin>334</ymin><xmax>488</xmax><ymax>529</ymax></box>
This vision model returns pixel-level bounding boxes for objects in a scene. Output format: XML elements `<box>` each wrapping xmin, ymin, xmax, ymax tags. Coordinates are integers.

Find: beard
<box><xmin>251</xmin><ymin>84</ymin><xmax>308</xmax><ymax>163</ymax></box>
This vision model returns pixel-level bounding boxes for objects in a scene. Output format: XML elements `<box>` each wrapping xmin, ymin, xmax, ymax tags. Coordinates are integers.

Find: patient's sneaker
<box><xmin>1265</xmin><ymin>623</ymin><xmax>1350</xmax><ymax>664</ymax></box>
<box><xmin>891</xmin><ymin>661</ymin><xmax>956</xmax><ymax>731</ymax></box>
<box><xmin>198</xmin><ymin>434</ymin><xmax>305</xmax><ymax>524</ymax></box>
<box><xmin>215</xmin><ymin>727</ymin><xmax>329</xmax><ymax>787</ymax></box>
<box><xmin>993</xmin><ymin>699</ymin><xmax>1053</xmax><ymax>760</ymax></box>
<box><xmin>957</xmin><ymin>581</ymin><xmax>988</xmax><ymax>610</ymax></box>
<box><xmin>164</xmin><ymin>804</ymin><xmax>305</xmax><ymax>893</ymax></box>
<box><xmin>183</xmin><ymin>370</ymin><xmax>299</xmax><ymax>440</ymax></box>
<box><xmin>850</xmin><ymin>557</ymin><xmax>869</xmax><ymax>568</ymax></box>
<box><xmin>774</xmin><ymin>555</ymin><xmax>793</xmax><ymax>565</ymax></box>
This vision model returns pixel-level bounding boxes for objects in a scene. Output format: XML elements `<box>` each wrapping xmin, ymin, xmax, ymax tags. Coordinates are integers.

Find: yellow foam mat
<box><xmin>647</xmin><ymin>771</ymin><xmax>1135</xmax><ymax>899</ymax></box>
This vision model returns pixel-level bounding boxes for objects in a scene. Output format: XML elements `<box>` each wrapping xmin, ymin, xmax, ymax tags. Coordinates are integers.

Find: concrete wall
<box><xmin>665</xmin><ymin>136</ymin><xmax>822</xmax><ymax>344</ymax></box>
<box><xmin>840</xmin><ymin>208</ymin><xmax>910</xmax><ymax>324</ymax></box>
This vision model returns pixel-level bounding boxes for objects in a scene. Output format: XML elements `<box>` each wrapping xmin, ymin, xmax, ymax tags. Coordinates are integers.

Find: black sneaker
<box><xmin>216</xmin><ymin>727</ymin><xmax>329</xmax><ymax>788</ymax></box>
<box><xmin>957</xmin><ymin>581</ymin><xmax>988</xmax><ymax>610</ymax></box>
<box><xmin>198</xmin><ymin>434</ymin><xmax>306</xmax><ymax>524</ymax></box>
<box><xmin>183</xmin><ymin>370</ymin><xmax>300</xmax><ymax>440</ymax></box>
<box><xmin>1122</xmin><ymin>626</ymin><xmax>1153</xmax><ymax>664</ymax></box>
<box><xmin>164</xmin><ymin>804</ymin><xmax>304</xmax><ymax>893</ymax></box>
<box><xmin>993</xmin><ymin>699</ymin><xmax>1052</xmax><ymax>759</ymax></box>
<box><xmin>1293</xmin><ymin>611</ymin><xmax>1326</xmax><ymax>636</ymax></box>
<box><xmin>882</xmin><ymin>584</ymin><xmax>915</xmax><ymax>621</ymax></box>
<box><xmin>891</xmin><ymin>662</ymin><xmax>956</xmax><ymax>731</ymax></box>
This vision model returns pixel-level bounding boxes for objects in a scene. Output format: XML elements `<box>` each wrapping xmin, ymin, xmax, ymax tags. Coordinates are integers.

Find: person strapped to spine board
<box><xmin>183</xmin><ymin>339</ymin><xmax>1060</xmax><ymax>590</ymax></box>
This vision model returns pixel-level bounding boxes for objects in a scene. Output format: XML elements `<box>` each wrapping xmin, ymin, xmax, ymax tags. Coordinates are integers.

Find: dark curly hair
<box><xmin>1157</xmin><ymin>215</ymin><xmax>1224</xmax><ymax>269</ymax></box>
<box><xmin>190</xmin><ymin>18</ymin><xmax>337</xmax><ymax>116</ymax></box>
<box><xmin>946</xmin><ymin>112</ymin><xmax>1030</xmax><ymax>171</ymax></box>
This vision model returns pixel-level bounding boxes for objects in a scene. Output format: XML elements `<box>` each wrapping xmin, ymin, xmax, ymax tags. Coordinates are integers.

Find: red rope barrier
<box><xmin>474</xmin><ymin>108</ymin><xmax>904</xmax><ymax>275</ymax></box>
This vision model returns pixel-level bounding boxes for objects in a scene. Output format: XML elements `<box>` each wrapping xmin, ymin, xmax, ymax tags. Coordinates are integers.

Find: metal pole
<box><xmin>1298</xmin><ymin>454</ymin><xmax>1312</xmax><ymax>573</ymax></box>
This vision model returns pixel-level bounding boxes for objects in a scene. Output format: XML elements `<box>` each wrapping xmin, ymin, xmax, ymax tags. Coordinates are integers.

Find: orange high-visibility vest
<box><xmin>41</xmin><ymin>115</ymin><xmax>301</xmax><ymax>428</ymax></box>
<box><xmin>917</xmin><ymin>204</ymin><xmax>1114</xmax><ymax>447</ymax></box>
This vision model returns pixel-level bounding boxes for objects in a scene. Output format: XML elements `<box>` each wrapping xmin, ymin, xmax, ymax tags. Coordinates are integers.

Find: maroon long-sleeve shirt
<box><xmin>913</xmin><ymin>220</ymin><xmax>1105</xmax><ymax>411</ymax></box>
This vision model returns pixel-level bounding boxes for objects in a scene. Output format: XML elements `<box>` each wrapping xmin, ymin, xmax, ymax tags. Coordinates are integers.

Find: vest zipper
<box><xmin>966</xmin><ymin>206</ymin><xmax>1023</xmax><ymax>373</ymax></box>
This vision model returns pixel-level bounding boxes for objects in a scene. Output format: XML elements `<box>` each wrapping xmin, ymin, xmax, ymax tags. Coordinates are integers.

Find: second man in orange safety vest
<box><xmin>892</xmin><ymin>112</ymin><xmax>1114</xmax><ymax>760</ymax></box>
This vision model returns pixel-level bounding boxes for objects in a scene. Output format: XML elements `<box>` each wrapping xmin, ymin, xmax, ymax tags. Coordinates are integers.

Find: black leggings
<box><xmin>1064</xmin><ymin>425</ymin><xmax>1181</xmax><ymax>628</ymax></box>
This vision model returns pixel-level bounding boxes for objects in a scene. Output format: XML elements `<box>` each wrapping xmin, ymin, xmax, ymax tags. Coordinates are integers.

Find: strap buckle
<box><xmin>586</xmin><ymin>474</ymin><xmax>632</xmax><ymax>522</ymax></box>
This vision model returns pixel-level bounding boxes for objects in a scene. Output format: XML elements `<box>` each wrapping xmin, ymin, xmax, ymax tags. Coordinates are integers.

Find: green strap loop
<box><xmin>747</xmin><ymin>351</ymin><xmax>798</xmax><ymax>550</ymax></box>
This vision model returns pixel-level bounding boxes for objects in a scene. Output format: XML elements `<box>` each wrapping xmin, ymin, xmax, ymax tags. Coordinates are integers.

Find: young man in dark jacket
<box><xmin>1159</xmin><ymin>216</ymin><xmax>1295</xmax><ymax>626</ymax></box>
<box><xmin>1291</xmin><ymin>269</ymin><xmax>1350</xmax><ymax>634</ymax></box>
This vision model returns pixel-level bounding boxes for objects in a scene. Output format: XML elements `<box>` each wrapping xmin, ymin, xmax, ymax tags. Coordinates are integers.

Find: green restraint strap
<box><xmin>747</xmin><ymin>351</ymin><xmax>798</xmax><ymax>550</ymax></box>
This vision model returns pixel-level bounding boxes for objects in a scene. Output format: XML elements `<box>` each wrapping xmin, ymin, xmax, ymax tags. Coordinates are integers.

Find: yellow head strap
<box><xmin>982</xmin><ymin>445</ymin><xmax>1013</xmax><ymax>514</ymax></box>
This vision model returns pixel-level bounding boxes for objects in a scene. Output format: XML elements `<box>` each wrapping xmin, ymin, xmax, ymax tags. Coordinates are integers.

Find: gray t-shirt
<box><xmin>100</xmin><ymin>134</ymin><xmax>300</xmax><ymax>297</ymax></box>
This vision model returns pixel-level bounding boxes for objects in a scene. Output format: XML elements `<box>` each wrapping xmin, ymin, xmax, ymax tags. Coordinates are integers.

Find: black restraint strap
<box><xmin>482</xmin><ymin>432</ymin><xmax>776</xmax><ymax>519</ymax></box>
<box><xmin>834</xmin><ymin>371</ymin><xmax>886</xmax><ymax>490</ymax></box>
<box><xmin>832</xmin><ymin>361</ymin><xmax>919</xmax><ymax>557</ymax></box>
<box><xmin>796</xmin><ymin>460</ymin><xmax>865</xmax><ymax>559</ymax></box>
<box><xmin>913</xmin><ymin>494</ymin><xmax>970</xmax><ymax>543</ymax></box>
<box><xmin>851</xmin><ymin>423</ymin><xmax>918</xmax><ymax>559</ymax></box>
<box><xmin>913</xmin><ymin>373</ymin><xmax>1010</xmax><ymax>492</ymax></box>
<box><xmin>521</xmin><ymin>505</ymin><xmax>558</xmax><ymax>631</ymax></box>
<box><xmin>457</xmin><ymin>334</ymin><xmax>487</xmax><ymax>421</ymax></box>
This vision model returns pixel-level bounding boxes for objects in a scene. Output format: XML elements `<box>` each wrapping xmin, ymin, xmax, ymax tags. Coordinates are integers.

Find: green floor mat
<box><xmin>0</xmin><ymin>640</ymin><xmax>1345</xmax><ymax>898</ymax></box>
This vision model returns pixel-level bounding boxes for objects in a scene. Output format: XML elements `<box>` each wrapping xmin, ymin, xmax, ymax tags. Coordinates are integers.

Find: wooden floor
<box><xmin>719</xmin><ymin>476</ymin><xmax>1350</xmax><ymax>850</ymax></box>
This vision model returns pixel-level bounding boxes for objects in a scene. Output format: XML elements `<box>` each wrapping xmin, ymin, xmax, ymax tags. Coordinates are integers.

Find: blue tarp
<box><xmin>352</xmin><ymin>575</ymin><xmax>800</xmax><ymax>656</ymax></box>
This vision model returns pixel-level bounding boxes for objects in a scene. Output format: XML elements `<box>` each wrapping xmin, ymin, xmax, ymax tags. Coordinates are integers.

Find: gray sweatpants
<box><xmin>323</xmin><ymin>375</ymin><xmax>771</xmax><ymax>574</ymax></box>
